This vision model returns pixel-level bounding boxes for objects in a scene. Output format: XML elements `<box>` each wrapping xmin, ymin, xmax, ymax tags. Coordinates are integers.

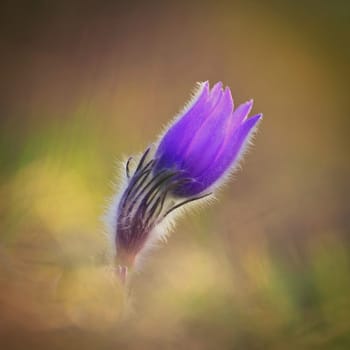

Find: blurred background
<box><xmin>0</xmin><ymin>0</ymin><xmax>349</xmax><ymax>349</ymax></box>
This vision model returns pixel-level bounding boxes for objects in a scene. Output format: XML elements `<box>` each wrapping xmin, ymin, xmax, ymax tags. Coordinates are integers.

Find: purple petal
<box><xmin>155</xmin><ymin>82</ymin><xmax>223</xmax><ymax>171</ymax></box>
<box><xmin>231</xmin><ymin>99</ymin><xmax>253</xmax><ymax>130</ymax></box>
<box><xmin>176</xmin><ymin>114</ymin><xmax>262</xmax><ymax>195</ymax></box>
<box><xmin>181</xmin><ymin>87</ymin><xmax>234</xmax><ymax>176</ymax></box>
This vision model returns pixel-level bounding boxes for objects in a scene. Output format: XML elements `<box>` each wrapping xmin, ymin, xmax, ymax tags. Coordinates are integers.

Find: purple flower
<box><xmin>106</xmin><ymin>81</ymin><xmax>262</xmax><ymax>282</ymax></box>
<box><xmin>154</xmin><ymin>81</ymin><xmax>262</xmax><ymax>196</ymax></box>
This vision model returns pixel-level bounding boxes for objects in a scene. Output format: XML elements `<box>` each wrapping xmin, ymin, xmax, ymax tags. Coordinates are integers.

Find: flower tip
<box><xmin>223</xmin><ymin>86</ymin><xmax>234</xmax><ymax>109</ymax></box>
<box><xmin>212</xmin><ymin>81</ymin><xmax>223</xmax><ymax>89</ymax></box>
<box><xmin>247</xmin><ymin>98</ymin><xmax>254</xmax><ymax>106</ymax></box>
<box><xmin>199</xmin><ymin>80</ymin><xmax>209</xmax><ymax>87</ymax></box>
<box><xmin>250</xmin><ymin>113</ymin><xmax>263</xmax><ymax>124</ymax></box>
<box><xmin>197</xmin><ymin>81</ymin><xmax>210</xmax><ymax>96</ymax></box>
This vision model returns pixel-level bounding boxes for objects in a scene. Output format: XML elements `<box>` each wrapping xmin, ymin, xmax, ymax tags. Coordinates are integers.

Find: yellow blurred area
<box><xmin>1</xmin><ymin>159</ymin><xmax>125</xmax><ymax>331</ymax></box>
<box><xmin>11</xmin><ymin>160</ymin><xmax>98</xmax><ymax>234</ymax></box>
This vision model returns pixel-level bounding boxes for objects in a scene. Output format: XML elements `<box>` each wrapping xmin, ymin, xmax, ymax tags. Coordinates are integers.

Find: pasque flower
<box><xmin>106</xmin><ymin>81</ymin><xmax>262</xmax><ymax>282</ymax></box>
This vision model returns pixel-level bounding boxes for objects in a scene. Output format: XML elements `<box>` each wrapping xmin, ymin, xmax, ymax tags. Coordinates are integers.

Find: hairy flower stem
<box><xmin>106</xmin><ymin>81</ymin><xmax>262</xmax><ymax>287</ymax></box>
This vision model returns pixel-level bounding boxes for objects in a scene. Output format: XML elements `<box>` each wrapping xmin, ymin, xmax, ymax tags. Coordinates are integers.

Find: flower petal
<box><xmin>181</xmin><ymin>87</ymin><xmax>234</xmax><ymax>176</ymax></box>
<box><xmin>175</xmin><ymin>114</ymin><xmax>262</xmax><ymax>195</ymax></box>
<box><xmin>231</xmin><ymin>99</ymin><xmax>254</xmax><ymax>129</ymax></box>
<box><xmin>155</xmin><ymin>82</ymin><xmax>224</xmax><ymax>171</ymax></box>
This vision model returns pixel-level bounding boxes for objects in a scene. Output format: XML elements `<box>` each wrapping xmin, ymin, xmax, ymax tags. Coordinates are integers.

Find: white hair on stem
<box><xmin>102</xmin><ymin>147</ymin><xmax>217</xmax><ymax>270</ymax></box>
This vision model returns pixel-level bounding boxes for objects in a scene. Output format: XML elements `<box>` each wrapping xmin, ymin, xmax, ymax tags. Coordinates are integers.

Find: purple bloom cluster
<box><xmin>109</xmin><ymin>81</ymin><xmax>262</xmax><ymax>278</ymax></box>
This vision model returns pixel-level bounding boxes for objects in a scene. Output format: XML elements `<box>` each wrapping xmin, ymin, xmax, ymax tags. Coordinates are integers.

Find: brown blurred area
<box><xmin>0</xmin><ymin>0</ymin><xmax>349</xmax><ymax>349</ymax></box>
